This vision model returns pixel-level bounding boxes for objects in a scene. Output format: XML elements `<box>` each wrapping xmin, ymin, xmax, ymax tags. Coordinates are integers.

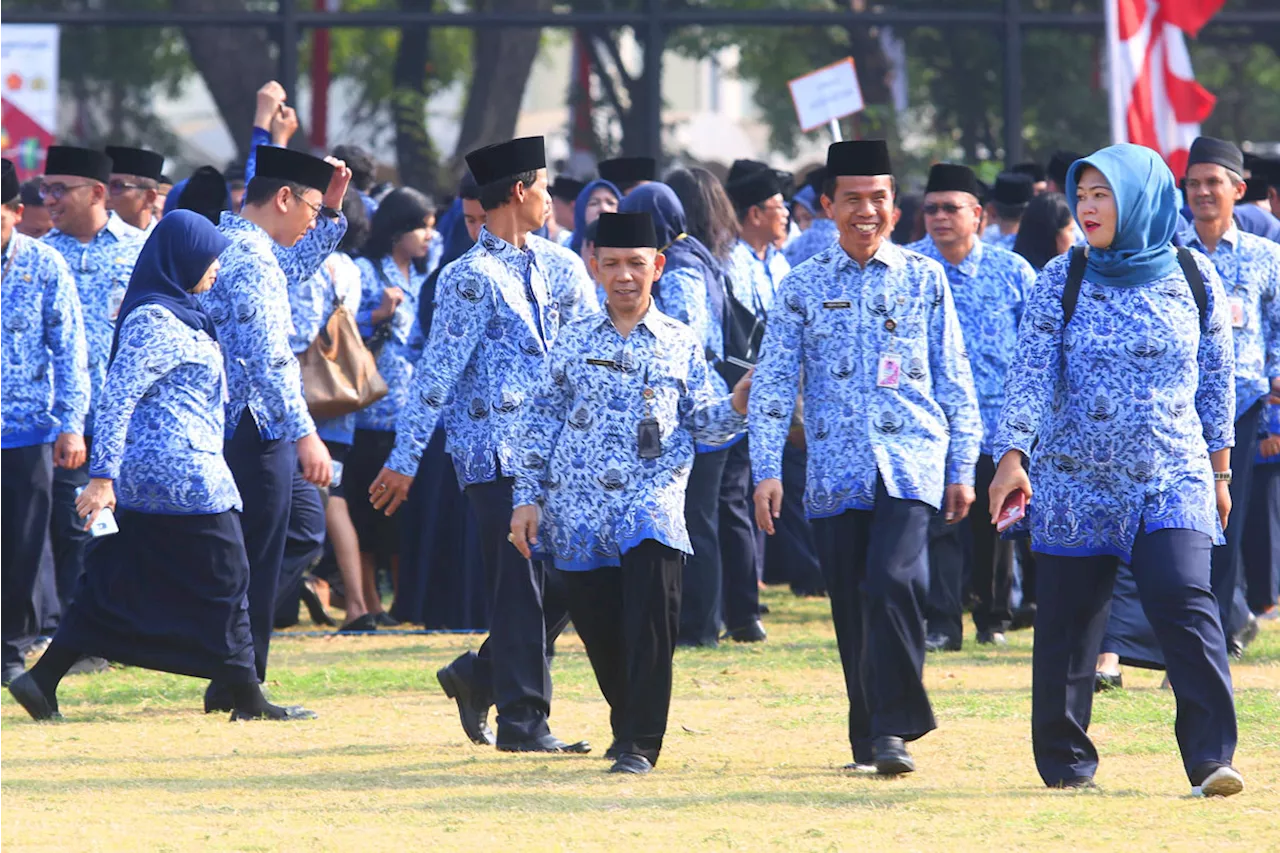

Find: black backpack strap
<box><xmin>1175</xmin><ymin>247</ymin><xmax>1209</xmax><ymax>330</ymax></box>
<box><xmin>1061</xmin><ymin>245</ymin><xmax>1087</xmax><ymax>326</ymax></box>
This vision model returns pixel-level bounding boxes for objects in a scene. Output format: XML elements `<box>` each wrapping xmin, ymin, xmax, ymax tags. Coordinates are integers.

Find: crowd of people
<box><xmin>2</xmin><ymin>77</ymin><xmax>1276</xmax><ymax>793</ymax></box>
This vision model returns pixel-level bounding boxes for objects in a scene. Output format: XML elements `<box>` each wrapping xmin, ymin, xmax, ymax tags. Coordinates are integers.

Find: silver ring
<box><xmin>377</xmin><ymin>483</ymin><xmax>387</xmax><ymax>491</ymax></box>
<box><xmin>507</xmin><ymin>533</ymin><xmax>516</xmax><ymax>543</ymax></box>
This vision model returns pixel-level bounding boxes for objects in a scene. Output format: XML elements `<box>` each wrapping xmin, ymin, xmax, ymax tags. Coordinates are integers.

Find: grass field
<box><xmin>3</xmin><ymin>590</ymin><xmax>1278</xmax><ymax>852</ymax></box>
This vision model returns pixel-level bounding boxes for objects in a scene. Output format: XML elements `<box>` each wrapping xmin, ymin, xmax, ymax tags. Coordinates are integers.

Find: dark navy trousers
<box><xmin>812</xmin><ymin>480</ymin><xmax>937</xmax><ymax>764</ymax></box>
<box><xmin>763</xmin><ymin>442</ymin><xmax>825</xmax><ymax>594</ymax></box>
<box><xmin>272</xmin><ymin>469</ymin><xmax>327</xmax><ymax>627</ymax></box>
<box><xmin>49</xmin><ymin>444</ymin><xmax>90</xmax><ymax>607</ymax></box>
<box><xmin>718</xmin><ymin>439</ymin><xmax>760</xmax><ymax>632</ymax></box>
<box><xmin>1032</xmin><ymin>527</ymin><xmax>1236</xmax><ymax>786</ymax></box>
<box><xmin>454</xmin><ymin>475</ymin><xmax>570</xmax><ymax>743</ymax></box>
<box><xmin>1212</xmin><ymin>402</ymin><xmax>1261</xmax><ymax>637</ymax></box>
<box><xmin>222</xmin><ymin>409</ymin><xmax>296</xmax><ymax>683</ymax></box>
<box><xmin>1243</xmin><ymin>462</ymin><xmax>1279</xmax><ymax>614</ymax></box>
<box><xmin>679</xmin><ymin>447</ymin><xmax>728</xmax><ymax>646</ymax></box>
<box><xmin>2</xmin><ymin>444</ymin><xmax>55</xmax><ymax>670</ymax></box>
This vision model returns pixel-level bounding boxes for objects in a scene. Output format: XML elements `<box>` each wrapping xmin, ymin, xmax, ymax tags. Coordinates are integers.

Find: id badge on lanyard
<box><xmin>877</xmin><ymin>316</ymin><xmax>902</xmax><ymax>390</ymax></box>
<box><xmin>638</xmin><ymin>366</ymin><xmax>662</xmax><ymax>459</ymax></box>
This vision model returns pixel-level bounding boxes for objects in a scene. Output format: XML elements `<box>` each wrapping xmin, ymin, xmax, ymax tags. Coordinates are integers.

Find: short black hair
<box><xmin>822</xmin><ymin>173</ymin><xmax>897</xmax><ymax>202</ymax></box>
<box><xmin>243</xmin><ymin>176</ymin><xmax>310</xmax><ymax>208</ymax></box>
<box><xmin>478</xmin><ymin>170</ymin><xmax>537</xmax><ymax>211</ymax></box>
<box><xmin>339</xmin><ymin>187</ymin><xmax>370</xmax><ymax>255</ymax></box>
<box><xmin>20</xmin><ymin>178</ymin><xmax>43</xmax><ymax>207</ymax></box>
<box><xmin>332</xmin><ymin>144</ymin><xmax>376</xmax><ymax>192</ymax></box>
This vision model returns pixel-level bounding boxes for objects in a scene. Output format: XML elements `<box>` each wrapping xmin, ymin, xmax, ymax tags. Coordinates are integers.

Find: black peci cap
<box><xmin>1011</xmin><ymin>161</ymin><xmax>1047</xmax><ymax>184</ymax></box>
<box><xmin>465</xmin><ymin>136</ymin><xmax>546</xmax><ymax>187</ymax></box>
<box><xmin>253</xmin><ymin>146</ymin><xmax>335</xmax><ymax>192</ymax></box>
<box><xmin>727</xmin><ymin>159</ymin><xmax>769</xmax><ymax>185</ymax></box>
<box><xmin>826</xmin><ymin>140</ymin><xmax>893</xmax><ymax>177</ymax></box>
<box><xmin>104</xmin><ymin>146</ymin><xmax>165</xmax><ymax>181</ymax></box>
<box><xmin>594</xmin><ymin>212</ymin><xmax>659</xmax><ymax>248</ymax></box>
<box><xmin>1187</xmin><ymin>136</ymin><xmax>1244</xmax><ymax>177</ymax></box>
<box><xmin>925</xmin><ymin>163</ymin><xmax>982</xmax><ymax>198</ymax></box>
<box><xmin>726</xmin><ymin>169</ymin><xmax>784</xmax><ymax>210</ymax></box>
<box><xmin>2</xmin><ymin>159</ymin><xmax>18</xmax><ymax>205</ymax></box>
<box><xmin>598</xmin><ymin>156</ymin><xmax>655</xmax><ymax>187</ymax></box>
<box><xmin>1047</xmin><ymin>150</ymin><xmax>1084</xmax><ymax>188</ymax></box>
<box><xmin>1241</xmin><ymin>153</ymin><xmax>1271</xmax><ymax>202</ymax></box>
<box><xmin>45</xmin><ymin>146</ymin><xmax>113</xmax><ymax>183</ymax></box>
<box><xmin>550</xmin><ymin>175</ymin><xmax>586</xmax><ymax>202</ymax></box>
<box><xmin>992</xmin><ymin>172</ymin><xmax>1034</xmax><ymax>206</ymax></box>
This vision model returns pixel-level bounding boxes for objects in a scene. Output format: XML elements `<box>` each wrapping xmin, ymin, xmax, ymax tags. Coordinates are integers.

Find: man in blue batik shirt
<box><xmin>785</xmin><ymin>168</ymin><xmax>840</xmax><ymax>267</ymax></box>
<box><xmin>981</xmin><ymin>172</ymin><xmax>1034</xmax><ymax>252</ymax></box>
<box><xmin>198</xmin><ymin>145</ymin><xmax>349</xmax><ymax>716</ymax></box>
<box><xmin>907</xmin><ymin>163</ymin><xmax>1036</xmax><ymax>652</ymax></box>
<box><xmin>1</xmin><ymin>160</ymin><xmax>90</xmax><ymax>685</ymax></box>
<box><xmin>510</xmin><ymin>212</ymin><xmax>752</xmax><ymax>774</ymax></box>
<box><xmin>40</xmin><ymin>146</ymin><xmax>144</xmax><ymax>614</ymax></box>
<box><xmin>726</xmin><ymin>167</ymin><xmax>792</xmax><ymax>318</ymax></box>
<box><xmin>751</xmin><ymin>140</ymin><xmax>981</xmax><ymax>778</ymax></box>
<box><xmin>370</xmin><ymin>136</ymin><xmax>594</xmax><ymax>755</ymax></box>
<box><xmin>1179</xmin><ymin>137</ymin><xmax>1280</xmax><ymax>656</ymax></box>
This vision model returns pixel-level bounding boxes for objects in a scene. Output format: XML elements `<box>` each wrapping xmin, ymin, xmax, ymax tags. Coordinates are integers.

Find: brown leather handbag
<box><xmin>298</xmin><ymin>298</ymin><xmax>388</xmax><ymax>421</ymax></box>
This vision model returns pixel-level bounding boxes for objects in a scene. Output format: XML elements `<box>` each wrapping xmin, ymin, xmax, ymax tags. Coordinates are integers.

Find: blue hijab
<box><xmin>1066</xmin><ymin>144</ymin><xmax>1181</xmax><ymax>287</ymax></box>
<box><xmin>619</xmin><ymin>182</ymin><xmax>727</xmax><ymax>324</ymax></box>
<box><xmin>109</xmin><ymin>210</ymin><xmax>229</xmax><ymax>363</ymax></box>
<box><xmin>568</xmin><ymin>179</ymin><xmax>621</xmax><ymax>255</ymax></box>
<box><xmin>417</xmin><ymin>203</ymin><xmax>477</xmax><ymax>340</ymax></box>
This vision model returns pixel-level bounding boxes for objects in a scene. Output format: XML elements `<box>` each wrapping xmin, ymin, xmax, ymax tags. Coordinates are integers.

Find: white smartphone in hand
<box><xmin>75</xmin><ymin>486</ymin><xmax>120</xmax><ymax>538</ymax></box>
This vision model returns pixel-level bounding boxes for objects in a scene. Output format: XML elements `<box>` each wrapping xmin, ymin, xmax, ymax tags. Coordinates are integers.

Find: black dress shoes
<box><xmin>1094</xmin><ymin>671</ymin><xmax>1123</xmax><ymax>692</ymax></box>
<box><xmin>496</xmin><ymin>734</ymin><xmax>591</xmax><ymax>754</ymax></box>
<box><xmin>871</xmin><ymin>735</ymin><xmax>915</xmax><ymax>776</ymax></box>
<box><xmin>1010</xmin><ymin>604</ymin><xmax>1037</xmax><ymax>630</ymax></box>
<box><xmin>300</xmin><ymin>578</ymin><xmax>336</xmax><ymax>627</ymax></box>
<box><xmin>604</xmin><ymin>740</ymin><xmax>621</xmax><ymax>761</ymax></box>
<box><xmin>925</xmin><ymin>633</ymin><xmax>961</xmax><ymax>653</ymax></box>
<box><xmin>375</xmin><ymin>612</ymin><xmax>400</xmax><ymax>628</ymax></box>
<box><xmin>8</xmin><ymin>672</ymin><xmax>60</xmax><ymax>720</ymax></box>
<box><xmin>436</xmin><ymin>664</ymin><xmax>495</xmax><ymax>746</ymax></box>
<box><xmin>1052</xmin><ymin>776</ymin><xmax>1097</xmax><ymax>790</ymax></box>
<box><xmin>204</xmin><ymin>682</ymin><xmax>235</xmax><ymax>714</ymax></box>
<box><xmin>337</xmin><ymin>613</ymin><xmax>378</xmax><ymax>633</ymax></box>
<box><xmin>609</xmin><ymin>754</ymin><xmax>653</xmax><ymax>774</ymax></box>
<box><xmin>725</xmin><ymin>619</ymin><xmax>767</xmax><ymax>643</ymax></box>
<box><xmin>976</xmin><ymin>631</ymin><xmax>1007</xmax><ymax>646</ymax></box>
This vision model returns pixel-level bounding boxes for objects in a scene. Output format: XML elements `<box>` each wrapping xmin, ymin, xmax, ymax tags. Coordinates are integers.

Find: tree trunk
<box><xmin>173</xmin><ymin>0</ymin><xmax>285</xmax><ymax>162</ymax></box>
<box><xmin>452</xmin><ymin>0</ymin><xmax>551</xmax><ymax>169</ymax></box>
<box><xmin>391</xmin><ymin>0</ymin><xmax>439</xmax><ymax>195</ymax></box>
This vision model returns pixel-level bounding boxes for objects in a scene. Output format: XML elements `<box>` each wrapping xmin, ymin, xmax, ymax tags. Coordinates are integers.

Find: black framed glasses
<box><xmin>291</xmin><ymin>189</ymin><xmax>323</xmax><ymax>221</ymax></box>
<box><xmin>39</xmin><ymin>182</ymin><xmax>96</xmax><ymax>202</ymax></box>
<box><xmin>923</xmin><ymin>203</ymin><xmax>968</xmax><ymax>216</ymax></box>
<box><xmin>108</xmin><ymin>179</ymin><xmax>151</xmax><ymax>196</ymax></box>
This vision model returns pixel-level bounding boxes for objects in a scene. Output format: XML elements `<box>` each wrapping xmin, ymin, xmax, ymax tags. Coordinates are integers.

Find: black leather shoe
<box><xmin>1230</xmin><ymin>613</ymin><xmax>1259</xmax><ymax>659</ymax></box>
<box><xmin>1094</xmin><ymin>671</ymin><xmax>1123</xmax><ymax>692</ymax></box>
<box><xmin>436</xmin><ymin>664</ymin><xmax>494</xmax><ymax>746</ymax></box>
<box><xmin>724</xmin><ymin>619</ymin><xmax>767</xmax><ymax>643</ymax></box>
<box><xmin>2</xmin><ymin>662</ymin><xmax>25</xmax><ymax>687</ymax></box>
<box><xmin>300</xmin><ymin>579</ymin><xmax>336</xmax><ymax>627</ymax></box>
<box><xmin>8</xmin><ymin>672</ymin><xmax>60</xmax><ymax>720</ymax></box>
<box><xmin>871</xmin><ymin>736</ymin><xmax>915</xmax><ymax>776</ymax></box>
<box><xmin>337</xmin><ymin>613</ymin><xmax>378</xmax><ymax>633</ymax></box>
<box><xmin>604</xmin><ymin>740</ymin><xmax>621</xmax><ymax>761</ymax></box>
<box><xmin>925</xmin><ymin>633</ymin><xmax>961</xmax><ymax>653</ymax></box>
<box><xmin>375</xmin><ymin>612</ymin><xmax>400</xmax><ymax>628</ymax></box>
<box><xmin>1010</xmin><ymin>604</ymin><xmax>1037</xmax><ymax>630</ymax></box>
<box><xmin>976</xmin><ymin>631</ymin><xmax>1007</xmax><ymax>646</ymax></box>
<box><xmin>609</xmin><ymin>753</ymin><xmax>653</xmax><ymax>774</ymax></box>
<box><xmin>496</xmin><ymin>734</ymin><xmax>591</xmax><ymax>754</ymax></box>
<box><xmin>229</xmin><ymin>704</ymin><xmax>318</xmax><ymax>722</ymax></box>
<box><xmin>204</xmin><ymin>682</ymin><xmax>234</xmax><ymax>714</ymax></box>
<box><xmin>1052</xmin><ymin>776</ymin><xmax>1097</xmax><ymax>790</ymax></box>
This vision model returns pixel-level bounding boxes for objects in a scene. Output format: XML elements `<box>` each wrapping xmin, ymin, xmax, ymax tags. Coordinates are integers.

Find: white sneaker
<box><xmin>1192</xmin><ymin>766</ymin><xmax>1244</xmax><ymax>798</ymax></box>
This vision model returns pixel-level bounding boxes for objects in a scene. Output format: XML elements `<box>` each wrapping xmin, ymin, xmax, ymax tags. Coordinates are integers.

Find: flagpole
<box><xmin>1105</xmin><ymin>0</ymin><xmax>1126</xmax><ymax>145</ymax></box>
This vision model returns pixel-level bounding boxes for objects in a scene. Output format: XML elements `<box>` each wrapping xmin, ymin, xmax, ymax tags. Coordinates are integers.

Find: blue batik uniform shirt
<box><xmin>289</xmin><ymin>251</ymin><xmax>365</xmax><ymax>445</ymax></box>
<box><xmin>201</xmin><ymin>212</ymin><xmax>321</xmax><ymax>441</ymax></box>
<box><xmin>388</xmin><ymin>226</ymin><xmax>597</xmax><ymax>483</ymax></box>
<box><xmin>42</xmin><ymin>212</ymin><xmax>144</xmax><ymax>433</ymax></box>
<box><xmin>512</xmin><ymin>304</ymin><xmax>746</xmax><ymax>571</ymax></box>
<box><xmin>784</xmin><ymin>217</ymin><xmax>839</xmax><ymax>268</ymax></box>
<box><xmin>749</xmin><ymin>240</ymin><xmax>982</xmax><ymax>517</ymax></box>
<box><xmin>89</xmin><ymin>304</ymin><xmax>241</xmax><ymax>514</ymax></box>
<box><xmin>993</xmin><ymin>250</ymin><xmax>1236</xmax><ymax>560</ymax></box>
<box><xmin>354</xmin><ymin>255</ymin><xmax>429</xmax><ymax>433</ymax></box>
<box><xmin>728</xmin><ymin>239</ymin><xmax>791</xmax><ymax>316</ymax></box>
<box><xmin>1</xmin><ymin>232</ymin><xmax>90</xmax><ymax>447</ymax></box>
<box><xmin>907</xmin><ymin>235</ymin><xmax>1035</xmax><ymax>455</ymax></box>
<box><xmin>1179</xmin><ymin>223</ymin><xmax>1280</xmax><ymax>420</ymax></box>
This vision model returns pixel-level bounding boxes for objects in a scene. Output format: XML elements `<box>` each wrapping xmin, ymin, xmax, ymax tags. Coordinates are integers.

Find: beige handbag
<box><xmin>298</xmin><ymin>297</ymin><xmax>389</xmax><ymax>421</ymax></box>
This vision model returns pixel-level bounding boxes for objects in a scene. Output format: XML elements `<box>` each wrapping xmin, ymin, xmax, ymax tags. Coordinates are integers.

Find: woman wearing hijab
<box><xmin>1011</xmin><ymin>192</ymin><xmax>1076</xmax><ymax>271</ymax></box>
<box><xmin>567</xmin><ymin>178</ymin><xmax>621</xmax><ymax>257</ymax></box>
<box><xmin>989</xmin><ymin>145</ymin><xmax>1242</xmax><ymax>796</ymax></box>
<box><xmin>8</xmin><ymin>211</ymin><xmax>313</xmax><ymax>722</ymax></box>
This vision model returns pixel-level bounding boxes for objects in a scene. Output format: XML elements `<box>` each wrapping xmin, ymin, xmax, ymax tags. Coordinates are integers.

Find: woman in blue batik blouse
<box><xmin>988</xmin><ymin>144</ymin><xmax>1243</xmax><ymax>797</ymax></box>
<box><xmin>8</xmin><ymin>211</ymin><xmax>314</xmax><ymax>723</ymax></box>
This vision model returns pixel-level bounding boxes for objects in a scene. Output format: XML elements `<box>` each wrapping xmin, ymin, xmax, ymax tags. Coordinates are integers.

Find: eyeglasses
<box><xmin>39</xmin><ymin>182</ymin><xmax>96</xmax><ymax>202</ymax></box>
<box><xmin>291</xmin><ymin>189</ymin><xmax>323</xmax><ymax>221</ymax></box>
<box><xmin>108</xmin><ymin>179</ymin><xmax>151</xmax><ymax>197</ymax></box>
<box><xmin>923</xmin><ymin>203</ymin><xmax>969</xmax><ymax>216</ymax></box>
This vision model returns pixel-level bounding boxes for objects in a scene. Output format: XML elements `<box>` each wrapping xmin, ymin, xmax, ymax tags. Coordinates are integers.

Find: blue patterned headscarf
<box><xmin>1066</xmin><ymin>144</ymin><xmax>1181</xmax><ymax>288</ymax></box>
<box><xmin>568</xmin><ymin>179</ymin><xmax>621</xmax><ymax>255</ymax></box>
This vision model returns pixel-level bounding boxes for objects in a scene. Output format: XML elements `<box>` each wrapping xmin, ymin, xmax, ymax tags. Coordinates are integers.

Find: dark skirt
<box><xmin>1101</xmin><ymin>561</ymin><xmax>1166</xmax><ymax>670</ymax></box>
<box><xmin>346</xmin><ymin>428</ymin><xmax>400</xmax><ymax>560</ymax></box>
<box><xmin>391</xmin><ymin>426</ymin><xmax>488</xmax><ymax>630</ymax></box>
<box><xmin>56</xmin><ymin>509</ymin><xmax>257</xmax><ymax>683</ymax></box>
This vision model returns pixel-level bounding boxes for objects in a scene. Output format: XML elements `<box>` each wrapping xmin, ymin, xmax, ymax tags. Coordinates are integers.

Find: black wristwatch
<box><xmin>321</xmin><ymin>206</ymin><xmax>341</xmax><ymax>221</ymax></box>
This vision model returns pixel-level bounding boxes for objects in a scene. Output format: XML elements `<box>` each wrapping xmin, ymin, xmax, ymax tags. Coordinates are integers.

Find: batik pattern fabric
<box><xmin>783</xmin><ymin>218</ymin><xmax>839</xmax><ymax>268</ymax></box>
<box><xmin>387</xmin><ymin>227</ymin><xmax>572</xmax><ymax>483</ymax></box>
<box><xmin>749</xmin><ymin>241</ymin><xmax>982</xmax><ymax>517</ymax></box>
<box><xmin>1179</xmin><ymin>225</ymin><xmax>1280</xmax><ymax>420</ymax></box>
<box><xmin>201</xmin><ymin>212</ymin><xmax>315</xmax><ymax>441</ymax></box>
<box><xmin>992</xmin><ymin>250</ymin><xmax>1236</xmax><ymax>560</ymax></box>
<box><xmin>1</xmin><ymin>233</ymin><xmax>90</xmax><ymax>447</ymax></box>
<box><xmin>907</xmin><ymin>236</ymin><xmax>1035</xmax><ymax>454</ymax></box>
<box><xmin>354</xmin><ymin>255</ymin><xmax>429</xmax><ymax>433</ymax></box>
<box><xmin>727</xmin><ymin>239</ymin><xmax>791</xmax><ymax>316</ymax></box>
<box><xmin>42</xmin><ymin>213</ymin><xmax>144</xmax><ymax>433</ymax></box>
<box><xmin>511</xmin><ymin>306</ymin><xmax>745</xmax><ymax>571</ymax></box>
<box><xmin>89</xmin><ymin>304</ymin><xmax>241</xmax><ymax>514</ymax></box>
<box><xmin>527</xmin><ymin>233</ymin><xmax>601</xmax><ymax>324</ymax></box>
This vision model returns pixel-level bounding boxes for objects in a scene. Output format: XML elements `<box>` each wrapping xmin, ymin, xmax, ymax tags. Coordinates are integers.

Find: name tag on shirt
<box><xmin>587</xmin><ymin>358</ymin><xmax>618</xmax><ymax>369</ymax></box>
<box><xmin>823</xmin><ymin>300</ymin><xmax>852</xmax><ymax>309</ymax></box>
<box><xmin>107</xmin><ymin>284</ymin><xmax>127</xmax><ymax>323</ymax></box>
<box><xmin>1228</xmin><ymin>296</ymin><xmax>1246</xmax><ymax>329</ymax></box>
<box><xmin>877</xmin><ymin>352</ymin><xmax>902</xmax><ymax>389</ymax></box>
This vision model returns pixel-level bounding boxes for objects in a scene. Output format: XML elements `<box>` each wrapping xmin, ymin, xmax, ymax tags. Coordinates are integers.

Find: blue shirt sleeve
<box><xmin>1195</xmin><ymin>255</ymin><xmax>1237</xmax><ymax>453</ymax></box>
<box><xmin>44</xmin><ymin>251</ymin><xmax>90</xmax><ymax>436</ymax></box>
<box><xmin>748</xmin><ymin>272</ymin><xmax>802</xmax><ymax>484</ymax></box>
<box><xmin>929</xmin><ymin>268</ymin><xmax>982</xmax><ymax>486</ymax></box>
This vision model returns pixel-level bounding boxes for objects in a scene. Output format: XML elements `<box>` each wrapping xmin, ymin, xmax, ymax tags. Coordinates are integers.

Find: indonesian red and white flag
<box><xmin>1106</xmin><ymin>0</ymin><xmax>1223</xmax><ymax>178</ymax></box>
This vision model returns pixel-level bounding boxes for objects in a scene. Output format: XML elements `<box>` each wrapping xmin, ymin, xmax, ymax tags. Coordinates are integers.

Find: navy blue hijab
<box><xmin>619</xmin><ymin>182</ymin><xmax>727</xmax><ymax>324</ymax></box>
<box><xmin>109</xmin><ymin>210</ymin><xmax>229</xmax><ymax>363</ymax></box>
<box><xmin>417</xmin><ymin>202</ymin><xmax>477</xmax><ymax>340</ymax></box>
<box><xmin>568</xmin><ymin>179</ymin><xmax>621</xmax><ymax>255</ymax></box>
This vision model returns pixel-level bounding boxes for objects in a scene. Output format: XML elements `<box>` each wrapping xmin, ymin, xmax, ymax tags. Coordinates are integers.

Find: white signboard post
<box><xmin>788</xmin><ymin>58</ymin><xmax>864</xmax><ymax>142</ymax></box>
<box><xmin>1</xmin><ymin>24</ymin><xmax>60</xmax><ymax>180</ymax></box>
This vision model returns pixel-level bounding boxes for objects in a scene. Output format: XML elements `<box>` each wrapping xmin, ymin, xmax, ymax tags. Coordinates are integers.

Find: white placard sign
<box><xmin>788</xmin><ymin>58</ymin><xmax>864</xmax><ymax>133</ymax></box>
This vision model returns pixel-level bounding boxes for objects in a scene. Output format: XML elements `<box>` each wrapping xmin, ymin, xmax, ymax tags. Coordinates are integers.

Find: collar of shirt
<box><xmin>1</xmin><ymin>232</ymin><xmax>20</xmax><ymax>266</ymax></box>
<box><xmin>736</xmin><ymin>238</ymin><xmax>779</xmax><ymax>266</ymax></box>
<box><xmin>47</xmin><ymin>211</ymin><xmax>138</xmax><ymax>248</ymax></box>
<box><xmin>910</xmin><ymin>234</ymin><xmax>984</xmax><ymax>277</ymax></box>
<box><xmin>831</xmin><ymin>237</ymin><xmax>906</xmax><ymax>274</ymax></box>
<box><xmin>219</xmin><ymin>211</ymin><xmax>275</xmax><ymax>248</ymax></box>
<box><xmin>477</xmin><ymin>226</ymin><xmax>536</xmax><ymax>274</ymax></box>
<box><xmin>1184</xmin><ymin>221</ymin><xmax>1240</xmax><ymax>253</ymax></box>
<box><xmin>594</xmin><ymin>300</ymin><xmax>681</xmax><ymax>344</ymax></box>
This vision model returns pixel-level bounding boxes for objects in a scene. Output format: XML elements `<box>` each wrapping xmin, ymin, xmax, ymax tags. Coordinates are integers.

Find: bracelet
<box><xmin>1214</xmin><ymin>471</ymin><xmax>1232</xmax><ymax>483</ymax></box>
